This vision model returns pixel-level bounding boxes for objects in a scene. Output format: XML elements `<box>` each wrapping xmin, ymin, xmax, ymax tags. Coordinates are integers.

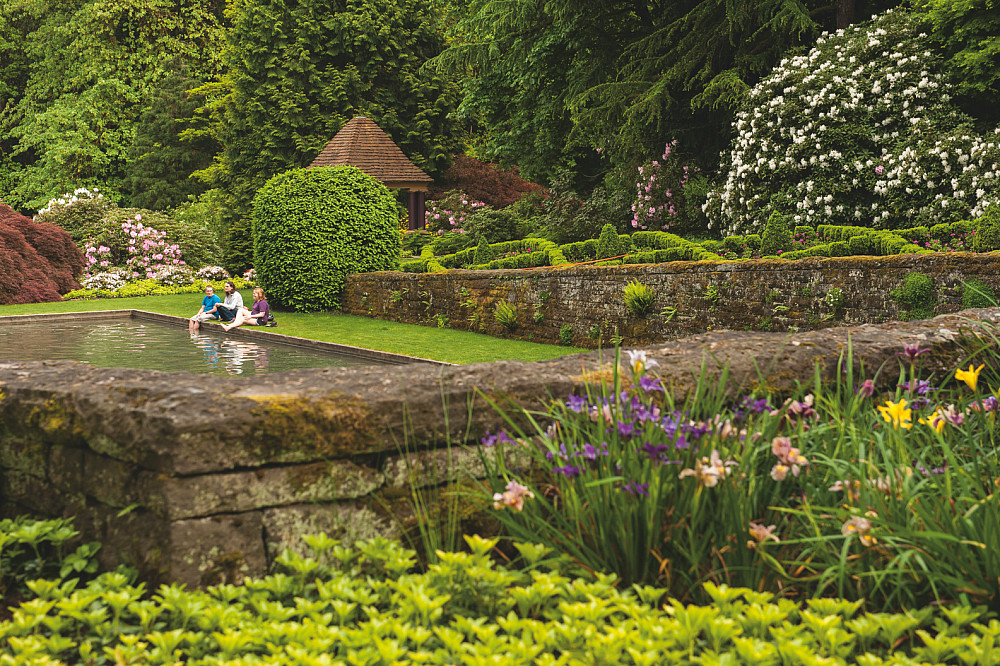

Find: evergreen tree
<box><xmin>596</xmin><ymin>223</ymin><xmax>624</xmax><ymax>260</ymax></box>
<box><xmin>0</xmin><ymin>0</ymin><xmax>226</xmax><ymax>209</ymax></box>
<box><xmin>473</xmin><ymin>237</ymin><xmax>495</xmax><ymax>264</ymax></box>
<box><xmin>126</xmin><ymin>68</ymin><xmax>218</xmax><ymax>210</ymax></box>
<box><xmin>761</xmin><ymin>211</ymin><xmax>792</xmax><ymax>256</ymax></box>
<box><xmin>431</xmin><ymin>0</ymin><xmax>900</xmax><ymax>182</ymax></box>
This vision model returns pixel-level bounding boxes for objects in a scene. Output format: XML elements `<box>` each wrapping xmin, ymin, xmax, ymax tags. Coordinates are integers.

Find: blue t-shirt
<box><xmin>202</xmin><ymin>294</ymin><xmax>222</xmax><ymax>318</ymax></box>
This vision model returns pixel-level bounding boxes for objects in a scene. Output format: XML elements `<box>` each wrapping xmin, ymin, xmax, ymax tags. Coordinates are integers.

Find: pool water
<box><xmin>0</xmin><ymin>319</ymin><xmax>387</xmax><ymax>375</ymax></box>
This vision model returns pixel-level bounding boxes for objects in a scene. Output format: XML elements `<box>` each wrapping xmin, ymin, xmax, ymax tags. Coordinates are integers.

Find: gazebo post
<box><xmin>407</xmin><ymin>191</ymin><xmax>418</xmax><ymax>231</ymax></box>
<box><xmin>416</xmin><ymin>191</ymin><xmax>425</xmax><ymax>231</ymax></box>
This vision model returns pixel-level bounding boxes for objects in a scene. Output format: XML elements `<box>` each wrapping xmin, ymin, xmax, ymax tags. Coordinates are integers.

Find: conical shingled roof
<box><xmin>308</xmin><ymin>117</ymin><xmax>432</xmax><ymax>189</ymax></box>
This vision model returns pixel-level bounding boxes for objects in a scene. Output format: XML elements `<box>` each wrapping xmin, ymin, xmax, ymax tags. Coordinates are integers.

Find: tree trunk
<box><xmin>835</xmin><ymin>0</ymin><xmax>855</xmax><ymax>30</ymax></box>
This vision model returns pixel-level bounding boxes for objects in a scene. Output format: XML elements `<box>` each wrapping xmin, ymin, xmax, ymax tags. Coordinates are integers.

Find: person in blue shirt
<box><xmin>189</xmin><ymin>284</ymin><xmax>222</xmax><ymax>332</ymax></box>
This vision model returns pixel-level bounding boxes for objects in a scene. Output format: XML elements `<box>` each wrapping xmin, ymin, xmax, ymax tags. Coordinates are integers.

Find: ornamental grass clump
<box><xmin>706</xmin><ymin>9</ymin><xmax>1000</xmax><ymax>237</ymax></box>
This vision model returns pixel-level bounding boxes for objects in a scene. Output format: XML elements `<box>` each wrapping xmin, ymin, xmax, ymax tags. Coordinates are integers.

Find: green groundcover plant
<box><xmin>2</xmin><ymin>528</ymin><xmax>1000</xmax><ymax>665</ymax></box>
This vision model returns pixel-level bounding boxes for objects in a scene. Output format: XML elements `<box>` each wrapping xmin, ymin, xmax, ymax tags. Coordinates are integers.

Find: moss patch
<box><xmin>246</xmin><ymin>393</ymin><xmax>380</xmax><ymax>459</ymax></box>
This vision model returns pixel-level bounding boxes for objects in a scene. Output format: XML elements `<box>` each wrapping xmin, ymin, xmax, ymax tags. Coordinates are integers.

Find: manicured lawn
<box><xmin>0</xmin><ymin>293</ymin><xmax>587</xmax><ymax>365</ymax></box>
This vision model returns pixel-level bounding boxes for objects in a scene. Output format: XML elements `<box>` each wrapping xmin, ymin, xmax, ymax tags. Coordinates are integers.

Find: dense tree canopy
<box><xmin>0</xmin><ymin>0</ymin><xmax>225</xmax><ymax>208</ymax></box>
<box><xmin>915</xmin><ymin>0</ymin><xmax>1000</xmax><ymax>125</ymax></box>
<box><xmin>431</xmin><ymin>0</ymin><xmax>901</xmax><ymax>185</ymax></box>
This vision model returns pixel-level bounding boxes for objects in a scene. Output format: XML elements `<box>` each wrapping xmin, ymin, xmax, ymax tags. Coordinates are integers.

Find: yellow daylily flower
<box><xmin>955</xmin><ymin>363</ymin><xmax>985</xmax><ymax>391</ymax></box>
<box><xmin>877</xmin><ymin>398</ymin><xmax>912</xmax><ymax>430</ymax></box>
<box><xmin>918</xmin><ymin>408</ymin><xmax>945</xmax><ymax>434</ymax></box>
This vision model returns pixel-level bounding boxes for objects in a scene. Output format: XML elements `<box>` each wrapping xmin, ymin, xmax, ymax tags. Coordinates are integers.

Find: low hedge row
<box><xmin>399</xmin><ymin>219</ymin><xmax>983</xmax><ymax>273</ymax></box>
<box><xmin>402</xmin><ymin>231</ymin><xmax>722</xmax><ymax>273</ymax></box>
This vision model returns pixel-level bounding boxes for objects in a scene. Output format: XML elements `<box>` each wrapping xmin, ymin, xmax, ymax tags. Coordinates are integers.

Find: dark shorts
<box><xmin>217</xmin><ymin>306</ymin><xmax>237</xmax><ymax>322</ymax></box>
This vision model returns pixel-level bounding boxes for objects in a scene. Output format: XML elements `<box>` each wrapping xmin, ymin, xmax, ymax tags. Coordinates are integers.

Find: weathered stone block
<box><xmin>49</xmin><ymin>445</ymin><xmax>85</xmax><ymax>494</ymax></box>
<box><xmin>262</xmin><ymin>502</ymin><xmax>399</xmax><ymax>561</ymax></box>
<box><xmin>168</xmin><ymin>512</ymin><xmax>266</xmax><ymax>587</ymax></box>
<box><xmin>144</xmin><ymin>460</ymin><xmax>385</xmax><ymax>520</ymax></box>
<box><xmin>0</xmin><ymin>438</ymin><xmax>47</xmax><ymax>477</ymax></box>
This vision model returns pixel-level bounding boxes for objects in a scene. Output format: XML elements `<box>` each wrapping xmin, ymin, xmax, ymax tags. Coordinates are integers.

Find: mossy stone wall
<box><xmin>343</xmin><ymin>253</ymin><xmax>1000</xmax><ymax>346</ymax></box>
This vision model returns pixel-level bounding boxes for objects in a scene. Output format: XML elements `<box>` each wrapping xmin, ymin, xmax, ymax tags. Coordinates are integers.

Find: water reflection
<box><xmin>0</xmin><ymin>319</ymin><xmax>380</xmax><ymax>374</ymax></box>
<box><xmin>189</xmin><ymin>333</ymin><xmax>271</xmax><ymax>375</ymax></box>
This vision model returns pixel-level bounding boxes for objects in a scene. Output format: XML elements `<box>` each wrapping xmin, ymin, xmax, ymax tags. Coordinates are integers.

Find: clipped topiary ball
<box><xmin>973</xmin><ymin>204</ymin><xmax>1000</xmax><ymax>253</ymax></box>
<box><xmin>596</xmin><ymin>223</ymin><xmax>624</xmax><ymax>260</ymax></box>
<box><xmin>760</xmin><ymin>211</ymin><xmax>792</xmax><ymax>256</ymax></box>
<box><xmin>252</xmin><ymin>166</ymin><xmax>399</xmax><ymax>311</ymax></box>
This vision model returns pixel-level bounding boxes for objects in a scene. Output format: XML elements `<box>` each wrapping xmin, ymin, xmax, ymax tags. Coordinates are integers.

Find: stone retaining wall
<box><xmin>3</xmin><ymin>307</ymin><xmax>1000</xmax><ymax>586</ymax></box>
<box><xmin>342</xmin><ymin>253</ymin><xmax>1000</xmax><ymax>346</ymax></box>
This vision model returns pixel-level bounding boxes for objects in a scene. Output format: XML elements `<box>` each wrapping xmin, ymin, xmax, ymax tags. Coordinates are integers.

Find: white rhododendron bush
<box><xmin>706</xmin><ymin>9</ymin><xmax>1000</xmax><ymax>237</ymax></box>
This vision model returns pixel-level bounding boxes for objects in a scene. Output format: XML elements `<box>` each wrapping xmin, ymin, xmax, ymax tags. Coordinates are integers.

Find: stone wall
<box><xmin>3</xmin><ymin>307</ymin><xmax>1000</xmax><ymax>586</ymax></box>
<box><xmin>342</xmin><ymin>253</ymin><xmax>1000</xmax><ymax>346</ymax></box>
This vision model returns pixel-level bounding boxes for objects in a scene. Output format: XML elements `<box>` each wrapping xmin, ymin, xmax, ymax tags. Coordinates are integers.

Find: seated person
<box><xmin>223</xmin><ymin>287</ymin><xmax>270</xmax><ymax>332</ymax></box>
<box><xmin>189</xmin><ymin>284</ymin><xmax>222</xmax><ymax>332</ymax></box>
<box><xmin>204</xmin><ymin>280</ymin><xmax>244</xmax><ymax>323</ymax></box>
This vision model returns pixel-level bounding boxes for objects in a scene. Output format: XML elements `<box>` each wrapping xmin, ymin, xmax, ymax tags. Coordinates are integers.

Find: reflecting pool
<box><xmin>0</xmin><ymin>318</ymin><xmax>389</xmax><ymax>375</ymax></box>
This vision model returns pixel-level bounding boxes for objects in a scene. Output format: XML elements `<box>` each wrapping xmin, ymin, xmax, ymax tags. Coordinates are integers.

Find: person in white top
<box><xmin>204</xmin><ymin>280</ymin><xmax>244</xmax><ymax>323</ymax></box>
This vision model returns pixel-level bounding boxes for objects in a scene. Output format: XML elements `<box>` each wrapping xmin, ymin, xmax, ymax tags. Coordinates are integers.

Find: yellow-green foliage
<box><xmin>0</xmin><ymin>531</ymin><xmax>993</xmax><ymax>665</ymax></box>
<box><xmin>62</xmin><ymin>277</ymin><xmax>254</xmax><ymax>301</ymax></box>
<box><xmin>623</xmin><ymin>280</ymin><xmax>656</xmax><ymax>317</ymax></box>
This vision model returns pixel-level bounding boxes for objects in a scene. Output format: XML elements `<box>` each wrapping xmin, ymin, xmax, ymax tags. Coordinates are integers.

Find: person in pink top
<box><xmin>223</xmin><ymin>287</ymin><xmax>270</xmax><ymax>331</ymax></box>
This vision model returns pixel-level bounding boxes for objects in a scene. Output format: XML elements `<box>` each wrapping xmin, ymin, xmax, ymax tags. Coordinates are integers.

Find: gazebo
<box><xmin>308</xmin><ymin>116</ymin><xmax>432</xmax><ymax>230</ymax></box>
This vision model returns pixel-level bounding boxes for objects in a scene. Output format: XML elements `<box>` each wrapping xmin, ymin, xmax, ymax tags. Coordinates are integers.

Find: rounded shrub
<box><xmin>760</xmin><ymin>211</ymin><xmax>792</xmax><ymax>256</ymax></box>
<box><xmin>252</xmin><ymin>166</ymin><xmax>399</xmax><ymax>311</ymax></box>
<box><xmin>973</xmin><ymin>204</ymin><xmax>1000</xmax><ymax>253</ymax></box>
<box><xmin>596</xmin><ymin>223</ymin><xmax>625</xmax><ymax>260</ymax></box>
<box><xmin>465</xmin><ymin>208</ymin><xmax>525</xmax><ymax>244</ymax></box>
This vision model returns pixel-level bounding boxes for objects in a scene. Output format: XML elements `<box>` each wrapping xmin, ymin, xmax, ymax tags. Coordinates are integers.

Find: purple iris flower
<box><xmin>639</xmin><ymin>376</ymin><xmax>665</xmax><ymax>393</ymax></box>
<box><xmin>552</xmin><ymin>464</ymin><xmax>582</xmax><ymax>479</ymax></box>
<box><xmin>897</xmin><ymin>343</ymin><xmax>930</xmax><ymax>362</ymax></box>
<box><xmin>620</xmin><ymin>480</ymin><xmax>650</xmax><ymax>497</ymax></box>
<box><xmin>617</xmin><ymin>420</ymin><xmax>637</xmax><ymax>439</ymax></box>
<box><xmin>481</xmin><ymin>429</ymin><xmax>515</xmax><ymax>447</ymax></box>
<box><xmin>566</xmin><ymin>394</ymin><xmax>588</xmax><ymax>413</ymax></box>
<box><xmin>899</xmin><ymin>379</ymin><xmax>937</xmax><ymax>396</ymax></box>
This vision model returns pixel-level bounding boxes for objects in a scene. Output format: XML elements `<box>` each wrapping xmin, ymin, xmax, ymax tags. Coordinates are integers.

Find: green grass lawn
<box><xmin>0</xmin><ymin>293</ymin><xmax>587</xmax><ymax>365</ymax></box>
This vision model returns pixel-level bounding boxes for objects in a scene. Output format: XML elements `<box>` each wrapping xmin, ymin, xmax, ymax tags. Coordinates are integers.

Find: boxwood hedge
<box><xmin>252</xmin><ymin>167</ymin><xmax>399</xmax><ymax>311</ymax></box>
